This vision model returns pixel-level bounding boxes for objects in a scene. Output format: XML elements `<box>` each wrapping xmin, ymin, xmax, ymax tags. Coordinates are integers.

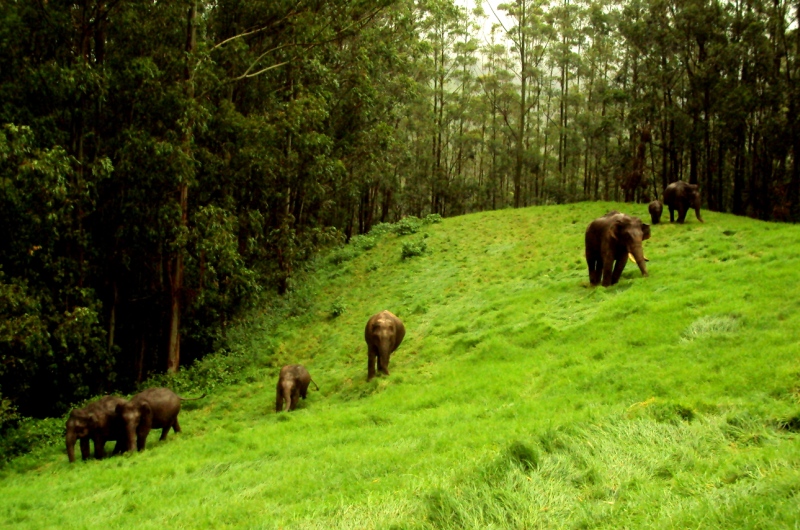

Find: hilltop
<box><xmin>1</xmin><ymin>202</ymin><xmax>799</xmax><ymax>529</ymax></box>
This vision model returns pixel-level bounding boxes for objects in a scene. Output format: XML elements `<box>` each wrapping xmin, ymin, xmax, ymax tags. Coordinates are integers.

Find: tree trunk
<box><xmin>167</xmin><ymin>1</ymin><xmax>197</xmax><ymax>373</ymax></box>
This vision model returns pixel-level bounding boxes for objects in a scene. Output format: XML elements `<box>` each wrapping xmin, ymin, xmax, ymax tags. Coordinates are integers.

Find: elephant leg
<box><xmin>80</xmin><ymin>437</ymin><xmax>91</xmax><ymax>460</ymax></box>
<box><xmin>677</xmin><ymin>205</ymin><xmax>687</xmax><ymax>223</ymax></box>
<box><xmin>601</xmin><ymin>257</ymin><xmax>614</xmax><ymax>287</ymax></box>
<box><xmin>160</xmin><ymin>426</ymin><xmax>170</xmax><ymax>441</ymax></box>
<box><xmin>112</xmin><ymin>440</ymin><xmax>125</xmax><ymax>455</ymax></box>
<box><xmin>93</xmin><ymin>436</ymin><xmax>106</xmax><ymax>460</ymax></box>
<box><xmin>367</xmin><ymin>346</ymin><xmax>378</xmax><ymax>381</ymax></box>
<box><xmin>610</xmin><ymin>255</ymin><xmax>628</xmax><ymax>285</ymax></box>
<box><xmin>587</xmin><ymin>257</ymin><xmax>601</xmax><ymax>285</ymax></box>
<box><xmin>173</xmin><ymin>417</ymin><xmax>181</xmax><ymax>434</ymax></box>
<box><xmin>275</xmin><ymin>390</ymin><xmax>283</xmax><ymax>413</ymax></box>
<box><xmin>669</xmin><ymin>207</ymin><xmax>675</xmax><ymax>222</ymax></box>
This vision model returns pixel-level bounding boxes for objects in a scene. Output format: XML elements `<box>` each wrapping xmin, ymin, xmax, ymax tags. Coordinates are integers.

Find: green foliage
<box><xmin>393</xmin><ymin>216</ymin><xmax>423</xmax><ymax>235</ymax></box>
<box><xmin>401</xmin><ymin>238</ymin><xmax>428</xmax><ymax>259</ymax></box>
<box><xmin>423</xmin><ymin>213</ymin><xmax>443</xmax><ymax>224</ymax></box>
<box><xmin>330</xmin><ymin>297</ymin><xmax>347</xmax><ymax>318</ymax></box>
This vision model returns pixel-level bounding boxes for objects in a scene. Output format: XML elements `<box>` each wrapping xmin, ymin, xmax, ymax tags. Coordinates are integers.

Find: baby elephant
<box><xmin>648</xmin><ymin>200</ymin><xmax>663</xmax><ymax>224</ymax></box>
<box><xmin>276</xmin><ymin>365</ymin><xmax>319</xmax><ymax>412</ymax></box>
<box><xmin>116</xmin><ymin>388</ymin><xmax>205</xmax><ymax>452</ymax></box>
<box><xmin>365</xmin><ymin>310</ymin><xmax>405</xmax><ymax>380</ymax></box>
<box><xmin>65</xmin><ymin>395</ymin><xmax>128</xmax><ymax>463</ymax></box>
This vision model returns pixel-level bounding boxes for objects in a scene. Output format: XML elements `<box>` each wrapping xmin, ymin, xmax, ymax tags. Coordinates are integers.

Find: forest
<box><xmin>1</xmin><ymin>0</ymin><xmax>798</xmax><ymax>420</ymax></box>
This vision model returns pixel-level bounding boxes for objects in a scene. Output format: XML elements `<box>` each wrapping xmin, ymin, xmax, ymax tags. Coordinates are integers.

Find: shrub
<box><xmin>330</xmin><ymin>297</ymin><xmax>347</xmax><ymax>317</ymax></box>
<box><xmin>423</xmin><ymin>213</ymin><xmax>443</xmax><ymax>224</ymax></box>
<box><xmin>368</xmin><ymin>222</ymin><xmax>393</xmax><ymax>236</ymax></box>
<box><xmin>350</xmin><ymin>234</ymin><xmax>377</xmax><ymax>251</ymax></box>
<box><xmin>393</xmin><ymin>216</ymin><xmax>422</xmax><ymax>235</ymax></box>
<box><xmin>328</xmin><ymin>246</ymin><xmax>358</xmax><ymax>265</ymax></box>
<box><xmin>401</xmin><ymin>239</ymin><xmax>427</xmax><ymax>259</ymax></box>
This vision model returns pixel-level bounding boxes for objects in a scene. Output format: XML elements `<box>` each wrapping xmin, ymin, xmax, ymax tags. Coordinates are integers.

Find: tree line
<box><xmin>1</xmin><ymin>0</ymin><xmax>797</xmax><ymax>418</ymax></box>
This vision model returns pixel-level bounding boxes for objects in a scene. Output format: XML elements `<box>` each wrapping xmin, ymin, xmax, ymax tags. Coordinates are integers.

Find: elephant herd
<box><xmin>585</xmin><ymin>180</ymin><xmax>704</xmax><ymax>287</ymax></box>
<box><xmin>67</xmin><ymin>181</ymin><xmax>701</xmax><ymax>462</ymax></box>
<box><xmin>65</xmin><ymin>388</ymin><xmax>205</xmax><ymax>463</ymax></box>
<box><xmin>65</xmin><ymin>309</ymin><xmax>406</xmax><ymax>462</ymax></box>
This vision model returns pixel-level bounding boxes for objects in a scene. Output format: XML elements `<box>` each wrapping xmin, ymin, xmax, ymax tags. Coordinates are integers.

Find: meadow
<box><xmin>1</xmin><ymin>202</ymin><xmax>799</xmax><ymax>529</ymax></box>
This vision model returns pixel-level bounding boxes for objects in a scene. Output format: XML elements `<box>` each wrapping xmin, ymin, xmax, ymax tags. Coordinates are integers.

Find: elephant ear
<box><xmin>139</xmin><ymin>402</ymin><xmax>153</xmax><ymax>431</ymax></box>
<box><xmin>641</xmin><ymin>222</ymin><xmax>651</xmax><ymax>241</ymax></box>
<box><xmin>611</xmin><ymin>216</ymin><xmax>631</xmax><ymax>241</ymax></box>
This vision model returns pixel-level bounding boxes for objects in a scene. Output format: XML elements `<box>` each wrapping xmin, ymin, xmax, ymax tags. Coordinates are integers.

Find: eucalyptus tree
<box><xmin>495</xmin><ymin>0</ymin><xmax>554</xmax><ymax>207</ymax></box>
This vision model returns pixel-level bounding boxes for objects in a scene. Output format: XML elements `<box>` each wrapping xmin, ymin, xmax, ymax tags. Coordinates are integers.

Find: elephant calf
<box><xmin>648</xmin><ymin>200</ymin><xmax>663</xmax><ymax>224</ymax></box>
<box><xmin>276</xmin><ymin>365</ymin><xmax>319</xmax><ymax>413</ymax></box>
<box><xmin>116</xmin><ymin>387</ymin><xmax>205</xmax><ymax>452</ymax></box>
<box><xmin>65</xmin><ymin>395</ymin><xmax>128</xmax><ymax>463</ymax></box>
<box><xmin>365</xmin><ymin>310</ymin><xmax>406</xmax><ymax>380</ymax></box>
<box><xmin>585</xmin><ymin>211</ymin><xmax>651</xmax><ymax>287</ymax></box>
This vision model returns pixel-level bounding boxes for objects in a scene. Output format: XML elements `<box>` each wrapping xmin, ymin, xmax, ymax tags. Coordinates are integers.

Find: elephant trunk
<box><xmin>377</xmin><ymin>337</ymin><xmax>393</xmax><ymax>374</ymax></box>
<box><xmin>125</xmin><ymin>424</ymin><xmax>137</xmax><ymax>454</ymax></box>
<box><xmin>694</xmin><ymin>196</ymin><xmax>704</xmax><ymax>222</ymax></box>
<box><xmin>630</xmin><ymin>243</ymin><xmax>648</xmax><ymax>277</ymax></box>
<box><xmin>66</xmin><ymin>430</ymin><xmax>77</xmax><ymax>463</ymax></box>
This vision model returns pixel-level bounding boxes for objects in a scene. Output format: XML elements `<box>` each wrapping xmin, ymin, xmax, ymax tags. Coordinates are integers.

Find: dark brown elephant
<box><xmin>65</xmin><ymin>396</ymin><xmax>128</xmax><ymax>463</ymax></box>
<box><xmin>365</xmin><ymin>310</ymin><xmax>405</xmax><ymax>380</ymax></box>
<box><xmin>648</xmin><ymin>200</ymin><xmax>663</xmax><ymax>224</ymax></box>
<box><xmin>116</xmin><ymin>388</ymin><xmax>205</xmax><ymax>452</ymax></box>
<box><xmin>275</xmin><ymin>364</ymin><xmax>319</xmax><ymax>412</ymax></box>
<box><xmin>585</xmin><ymin>211</ymin><xmax>651</xmax><ymax>287</ymax></box>
<box><xmin>663</xmin><ymin>180</ymin><xmax>704</xmax><ymax>223</ymax></box>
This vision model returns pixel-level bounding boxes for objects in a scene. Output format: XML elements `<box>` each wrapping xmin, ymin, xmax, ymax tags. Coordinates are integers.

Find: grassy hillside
<box><xmin>2</xmin><ymin>202</ymin><xmax>799</xmax><ymax>529</ymax></box>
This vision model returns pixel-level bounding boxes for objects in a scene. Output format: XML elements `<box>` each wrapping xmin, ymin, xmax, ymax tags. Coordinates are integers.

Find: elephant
<box><xmin>275</xmin><ymin>364</ymin><xmax>319</xmax><ymax>412</ymax></box>
<box><xmin>365</xmin><ymin>310</ymin><xmax>405</xmax><ymax>381</ymax></box>
<box><xmin>648</xmin><ymin>200</ymin><xmax>663</xmax><ymax>224</ymax></box>
<box><xmin>116</xmin><ymin>388</ymin><xmax>205</xmax><ymax>452</ymax></box>
<box><xmin>585</xmin><ymin>211</ymin><xmax>651</xmax><ymax>287</ymax></box>
<box><xmin>663</xmin><ymin>180</ymin><xmax>704</xmax><ymax>223</ymax></box>
<box><xmin>65</xmin><ymin>396</ymin><xmax>128</xmax><ymax>463</ymax></box>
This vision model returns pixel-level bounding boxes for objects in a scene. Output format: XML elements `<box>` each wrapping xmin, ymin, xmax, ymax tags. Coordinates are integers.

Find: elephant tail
<box><xmin>178</xmin><ymin>393</ymin><xmax>207</xmax><ymax>401</ymax></box>
<box><xmin>310</xmin><ymin>379</ymin><xmax>320</xmax><ymax>391</ymax></box>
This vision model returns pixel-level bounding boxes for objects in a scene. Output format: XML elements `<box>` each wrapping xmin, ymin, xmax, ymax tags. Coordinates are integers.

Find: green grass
<box><xmin>2</xmin><ymin>202</ymin><xmax>800</xmax><ymax>529</ymax></box>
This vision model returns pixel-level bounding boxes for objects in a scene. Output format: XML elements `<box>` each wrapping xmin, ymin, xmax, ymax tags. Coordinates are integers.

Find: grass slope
<box><xmin>2</xmin><ymin>202</ymin><xmax>800</xmax><ymax>529</ymax></box>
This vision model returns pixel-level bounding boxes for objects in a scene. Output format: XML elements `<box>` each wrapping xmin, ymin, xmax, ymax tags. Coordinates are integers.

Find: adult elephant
<box><xmin>585</xmin><ymin>211</ymin><xmax>651</xmax><ymax>287</ymax></box>
<box><xmin>65</xmin><ymin>396</ymin><xmax>128</xmax><ymax>463</ymax></box>
<box><xmin>116</xmin><ymin>388</ymin><xmax>205</xmax><ymax>452</ymax></box>
<box><xmin>663</xmin><ymin>180</ymin><xmax>704</xmax><ymax>223</ymax></box>
<box><xmin>276</xmin><ymin>364</ymin><xmax>319</xmax><ymax>413</ymax></box>
<box><xmin>365</xmin><ymin>310</ymin><xmax>405</xmax><ymax>381</ymax></box>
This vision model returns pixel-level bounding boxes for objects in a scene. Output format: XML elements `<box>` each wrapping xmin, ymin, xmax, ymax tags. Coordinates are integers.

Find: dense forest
<box><xmin>1</xmin><ymin>0</ymin><xmax>798</xmax><ymax>419</ymax></box>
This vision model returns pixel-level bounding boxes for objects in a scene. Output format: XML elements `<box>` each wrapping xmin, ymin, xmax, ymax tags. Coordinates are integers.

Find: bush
<box><xmin>368</xmin><ymin>222</ymin><xmax>393</xmax><ymax>236</ymax></box>
<box><xmin>401</xmin><ymin>239</ymin><xmax>428</xmax><ymax>259</ymax></box>
<box><xmin>350</xmin><ymin>234</ymin><xmax>377</xmax><ymax>251</ymax></box>
<box><xmin>330</xmin><ymin>297</ymin><xmax>347</xmax><ymax>317</ymax></box>
<box><xmin>393</xmin><ymin>216</ymin><xmax>422</xmax><ymax>235</ymax></box>
<box><xmin>0</xmin><ymin>416</ymin><xmax>63</xmax><ymax>466</ymax></box>
<box><xmin>328</xmin><ymin>246</ymin><xmax>358</xmax><ymax>265</ymax></box>
<box><xmin>423</xmin><ymin>213</ymin><xmax>443</xmax><ymax>224</ymax></box>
